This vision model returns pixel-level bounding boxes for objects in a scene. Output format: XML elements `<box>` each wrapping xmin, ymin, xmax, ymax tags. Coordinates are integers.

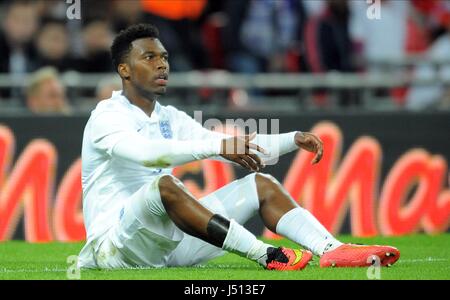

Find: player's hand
<box><xmin>294</xmin><ymin>131</ymin><xmax>323</xmax><ymax>164</ymax></box>
<box><xmin>220</xmin><ymin>132</ymin><xmax>267</xmax><ymax>172</ymax></box>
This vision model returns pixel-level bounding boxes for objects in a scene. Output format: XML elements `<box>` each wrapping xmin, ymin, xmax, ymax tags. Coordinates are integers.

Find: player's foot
<box><xmin>319</xmin><ymin>244</ymin><xmax>400</xmax><ymax>268</ymax></box>
<box><xmin>265</xmin><ymin>247</ymin><xmax>313</xmax><ymax>271</ymax></box>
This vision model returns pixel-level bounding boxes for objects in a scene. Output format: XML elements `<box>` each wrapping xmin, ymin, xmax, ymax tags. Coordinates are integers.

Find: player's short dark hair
<box><xmin>110</xmin><ymin>24</ymin><xmax>160</xmax><ymax>73</ymax></box>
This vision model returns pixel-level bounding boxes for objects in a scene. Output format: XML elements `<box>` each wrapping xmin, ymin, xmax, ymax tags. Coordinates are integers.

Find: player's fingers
<box><xmin>241</xmin><ymin>155</ymin><xmax>259</xmax><ymax>172</ymax></box>
<box><xmin>247</xmin><ymin>153</ymin><xmax>265</xmax><ymax>169</ymax></box>
<box><xmin>235</xmin><ymin>157</ymin><xmax>253</xmax><ymax>171</ymax></box>
<box><xmin>248</xmin><ymin>143</ymin><xmax>269</xmax><ymax>155</ymax></box>
<box><xmin>248</xmin><ymin>153</ymin><xmax>264</xmax><ymax>171</ymax></box>
<box><xmin>312</xmin><ymin>136</ymin><xmax>323</xmax><ymax>148</ymax></box>
<box><xmin>312</xmin><ymin>144</ymin><xmax>324</xmax><ymax>164</ymax></box>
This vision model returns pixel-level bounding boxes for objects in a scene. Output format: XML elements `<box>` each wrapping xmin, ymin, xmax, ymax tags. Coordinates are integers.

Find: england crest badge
<box><xmin>159</xmin><ymin>120</ymin><xmax>173</xmax><ymax>139</ymax></box>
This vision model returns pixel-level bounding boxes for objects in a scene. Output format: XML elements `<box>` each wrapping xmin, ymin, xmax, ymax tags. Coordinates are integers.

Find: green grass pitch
<box><xmin>0</xmin><ymin>234</ymin><xmax>448</xmax><ymax>280</ymax></box>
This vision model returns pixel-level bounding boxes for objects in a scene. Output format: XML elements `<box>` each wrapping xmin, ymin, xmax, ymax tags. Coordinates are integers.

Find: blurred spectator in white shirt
<box><xmin>350</xmin><ymin>0</ymin><xmax>410</xmax><ymax>67</ymax></box>
<box><xmin>303</xmin><ymin>0</ymin><xmax>326</xmax><ymax>17</ymax></box>
<box><xmin>407</xmin><ymin>22</ymin><xmax>450</xmax><ymax>110</ymax></box>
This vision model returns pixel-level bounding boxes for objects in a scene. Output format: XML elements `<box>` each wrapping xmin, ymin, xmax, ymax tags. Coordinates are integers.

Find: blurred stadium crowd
<box><xmin>1</xmin><ymin>0</ymin><xmax>450</xmax><ymax>114</ymax></box>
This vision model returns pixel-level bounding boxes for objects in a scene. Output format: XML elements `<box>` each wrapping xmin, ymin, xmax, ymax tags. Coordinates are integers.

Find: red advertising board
<box><xmin>0</xmin><ymin>112</ymin><xmax>449</xmax><ymax>242</ymax></box>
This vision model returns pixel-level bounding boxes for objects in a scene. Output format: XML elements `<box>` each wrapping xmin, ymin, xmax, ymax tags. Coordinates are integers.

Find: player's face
<box><xmin>128</xmin><ymin>38</ymin><xmax>169</xmax><ymax>96</ymax></box>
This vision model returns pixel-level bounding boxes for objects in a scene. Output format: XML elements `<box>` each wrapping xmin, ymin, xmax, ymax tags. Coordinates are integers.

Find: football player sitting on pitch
<box><xmin>78</xmin><ymin>24</ymin><xmax>400</xmax><ymax>270</ymax></box>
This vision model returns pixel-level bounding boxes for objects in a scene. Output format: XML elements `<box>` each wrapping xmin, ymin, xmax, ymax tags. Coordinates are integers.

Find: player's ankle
<box><xmin>247</xmin><ymin>240</ymin><xmax>272</xmax><ymax>267</ymax></box>
<box><xmin>319</xmin><ymin>239</ymin><xmax>343</xmax><ymax>255</ymax></box>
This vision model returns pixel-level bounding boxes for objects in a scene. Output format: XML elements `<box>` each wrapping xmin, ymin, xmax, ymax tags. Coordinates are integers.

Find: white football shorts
<box><xmin>94</xmin><ymin>173</ymin><xmax>260</xmax><ymax>269</ymax></box>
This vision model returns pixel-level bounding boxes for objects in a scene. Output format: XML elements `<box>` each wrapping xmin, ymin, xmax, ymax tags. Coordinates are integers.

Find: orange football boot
<box><xmin>266</xmin><ymin>247</ymin><xmax>313</xmax><ymax>271</ymax></box>
<box><xmin>319</xmin><ymin>244</ymin><xmax>400</xmax><ymax>268</ymax></box>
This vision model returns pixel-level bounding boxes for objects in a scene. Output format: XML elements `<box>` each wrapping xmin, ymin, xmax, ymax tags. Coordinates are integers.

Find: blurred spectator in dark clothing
<box><xmin>78</xmin><ymin>19</ymin><xmax>114</xmax><ymax>73</ymax></box>
<box><xmin>221</xmin><ymin>0</ymin><xmax>305</xmax><ymax>74</ymax></box>
<box><xmin>0</xmin><ymin>0</ymin><xmax>39</xmax><ymax>99</ymax></box>
<box><xmin>0</xmin><ymin>0</ymin><xmax>38</xmax><ymax>72</ymax></box>
<box><xmin>220</xmin><ymin>0</ymin><xmax>253</xmax><ymax>72</ymax></box>
<box><xmin>111</xmin><ymin>0</ymin><xmax>145</xmax><ymax>32</ymax></box>
<box><xmin>34</xmin><ymin>18</ymin><xmax>77</xmax><ymax>72</ymax></box>
<box><xmin>303</xmin><ymin>0</ymin><xmax>358</xmax><ymax>107</ymax></box>
<box><xmin>25</xmin><ymin>66</ymin><xmax>71</xmax><ymax>115</ymax></box>
<box><xmin>34</xmin><ymin>0</ymin><xmax>67</xmax><ymax>20</ymax></box>
<box><xmin>80</xmin><ymin>0</ymin><xmax>112</xmax><ymax>20</ymax></box>
<box><xmin>141</xmin><ymin>0</ymin><xmax>211</xmax><ymax>71</ymax></box>
<box><xmin>304</xmin><ymin>0</ymin><xmax>354</xmax><ymax>74</ymax></box>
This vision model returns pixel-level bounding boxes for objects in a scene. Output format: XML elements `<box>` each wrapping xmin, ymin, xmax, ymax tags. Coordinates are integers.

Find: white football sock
<box><xmin>222</xmin><ymin>219</ymin><xmax>273</xmax><ymax>266</ymax></box>
<box><xmin>276</xmin><ymin>207</ymin><xmax>343</xmax><ymax>255</ymax></box>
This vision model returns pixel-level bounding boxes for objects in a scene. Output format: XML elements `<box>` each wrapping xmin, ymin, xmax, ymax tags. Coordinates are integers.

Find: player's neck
<box><xmin>122</xmin><ymin>87</ymin><xmax>156</xmax><ymax>117</ymax></box>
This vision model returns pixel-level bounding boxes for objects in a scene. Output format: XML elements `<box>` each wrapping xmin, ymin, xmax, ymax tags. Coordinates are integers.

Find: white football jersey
<box><xmin>78</xmin><ymin>90</ymin><xmax>223</xmax><ymax>267</ymax></box>
<box><xmin>77</xmin><ymin>90</ymin><xmax>298</xmax><ymax>268</ymax></box>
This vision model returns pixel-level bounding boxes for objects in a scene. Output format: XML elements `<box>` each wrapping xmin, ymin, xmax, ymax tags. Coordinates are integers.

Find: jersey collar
<box><xmin>114</xmin><ymin>90</ymin><xmax>161</xmax><ymax>124</ymax></box>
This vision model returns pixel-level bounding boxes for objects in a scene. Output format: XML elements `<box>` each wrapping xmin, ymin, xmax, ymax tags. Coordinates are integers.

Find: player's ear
<box><xmin>118</xmin><ymin>63</ymin><xmax>131</xmax><ymax>81</ymax></box>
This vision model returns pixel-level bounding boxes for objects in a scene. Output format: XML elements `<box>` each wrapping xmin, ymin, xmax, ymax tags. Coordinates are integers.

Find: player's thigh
<box><xmin>97</xmin><ymin>176</ymin><xmax>184</xmax><ymax>269</ymax></box>
<box><xmin>166</xmin><ymin>173</ymin><xmax>260</xmax><ymax>267</ymax></box>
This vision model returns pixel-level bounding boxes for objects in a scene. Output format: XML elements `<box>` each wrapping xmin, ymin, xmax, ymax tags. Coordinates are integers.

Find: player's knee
<box><xmin>255</xmin><ymin>173</ymin><xmax>281</xmax><ymax>199</ymax></box>
<box><xmin>255</xmin><ymin>173</ymin><xmax>279</xmax><ymax>187</ymax></box>
<box><xmin>158</xmin><ymin>174</ymin><xmax>185</xmax><ymax>201</ymax></box>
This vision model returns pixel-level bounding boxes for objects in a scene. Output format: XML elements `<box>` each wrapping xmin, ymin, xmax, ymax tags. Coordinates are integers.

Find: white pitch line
<box><xmin>398</xmin><ymin>258</ymin><xmax>449</xmax><ymax>263</ymax></box>
<box><xmin>0</xmin><ymin>258</ymin><xmax>448</xmax><ymax>274</ymax></box>
<box><xmin>0</xmin><ymin>267</ymin><xmax>67</xmax><ymax>273</ymax></box>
